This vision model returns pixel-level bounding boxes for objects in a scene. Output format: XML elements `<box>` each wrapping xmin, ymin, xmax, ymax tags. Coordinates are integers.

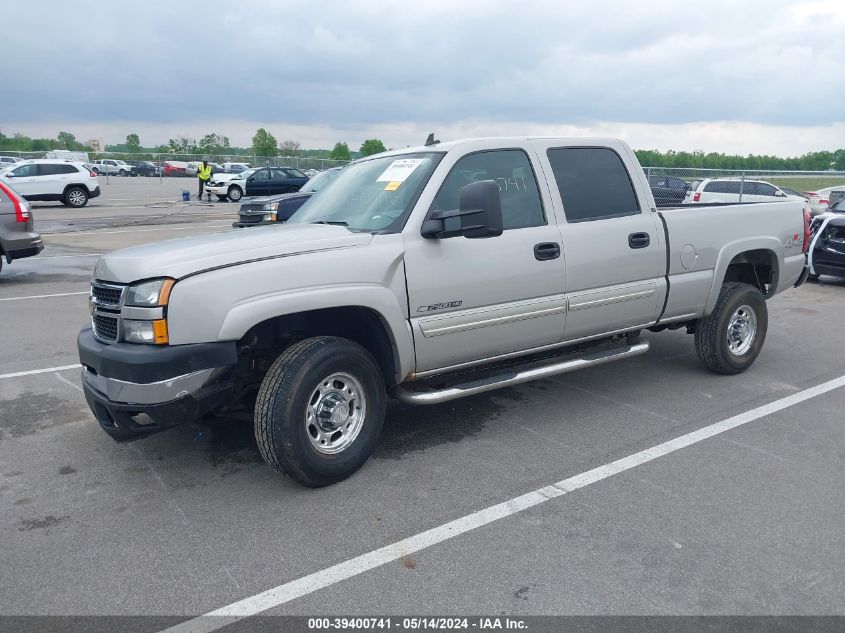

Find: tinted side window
<box><xmin>252</xmin><ymin>169</ymin><xmax>270</xmax><ymax>181</ymax></box>
<box><xmin>286</xmin><ymin>169</ymin><xmax>306</xmax><ymax>178</ymax></box>
<box><xmin>547</xmin><ymin>147</ymin><xmax>640</xmax><ymax>222</ymax></box>
<box><xmin>430</xmin><ymin>149</ymin><xmax>545</xmax><ymax>230</ymax></box>
<box><xmin>757</xmin><ymin>183</ymin><xmax>777</xmax><ymax>196</ymax></box>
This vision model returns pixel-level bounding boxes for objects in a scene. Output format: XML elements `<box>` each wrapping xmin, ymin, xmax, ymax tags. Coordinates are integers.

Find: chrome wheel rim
<box><xmin>305</xmin><ymin>372</ymin><xmax>366</xmax><ymax>455</ymax></box>
<box><xmin>229</xmin><ymin>187</ymin><xmax>241</xmax><ymax>200</ymax></box>
<box><xmin>68</xmin><ymin>190</ymin><xmax>86</xmax><ymax>206</ymax></box>
<box><xmin>727</xmin><ymin>304</ymin><xmax>757</xmax><ymax>356</ymax></box>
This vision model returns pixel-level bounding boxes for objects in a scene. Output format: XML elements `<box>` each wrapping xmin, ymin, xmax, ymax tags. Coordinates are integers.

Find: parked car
<box><xmin>125</xmin><ymin>160</ymin><xmax>160</xmax><ymax>177</ymax></box>
<box><xmin>828</xmin><ymin>189</ymin><xmax>845</xmax><ymax>210</ymax></box>
<box><xmin>0</xmin><ymin>179</ymin><xmax>43</xmax><ymax>274</ymax></box>
<box><xmin>205</xmin><ymin>166</ymin><xmax>309</xmax><ymax>202</ymax></box>
<box><xmin>233</xmin><ymin>167</ymin><xmax>342</xmax><ymax>227</ymax></box>
<box><xmin>0</xmin><ymin>160</ymin><xmax>100</xmax><ymax>207</ymax></box>
<box><xmin>804</xmin><ymin>185</ymin><xmax>845</xmax><ymax>215</ymax></box>
<box><xmin>90</xmin><ymin>159</ymin><xmax>133</xmax><ymax>176</ymax></box>
<box><xmin>0</xmin><ymin>156</ymin><xmax>24</xmax><ymax>168</ymax></box>
<box><xmin>76</xmin><ymin>136</ymin><xmax>809</xmax><ymax>487</ymax></box>
<box><xmin>808</xmin><ymin>198</ymin><xmax>845</xmax><ymax>280</ymax></box>
<box><xmin>647</xmin><ymin>175</ymin><xmax>690</xmax><ymax>207</ymax></box>
<box><xmin>220</xmin><ymin>162</ymin><xmax>251</xmax><ymax>173</ymax></box>
<box><xmin>162</xmin><ymin>161</ymin><xmax>189</xmax><ymax>177</ymax></box>
<box><xmin>685</xmin><ymin>178</ymin><xmax>807</xmax><ymax>204</ymax></box>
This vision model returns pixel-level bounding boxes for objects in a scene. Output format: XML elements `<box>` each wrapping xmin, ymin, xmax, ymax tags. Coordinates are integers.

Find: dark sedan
<box><xmin>126</xmin><ymin>160</ymin><xmax>161</xmax><ymax>177</ymax></box>
<box><xmin>232</xmin><ymin>167</ymin><xmax>342</xmax><ymax>228</ymax></box>
<box><xmin>648</xmin><ymin>175</ymin><xmax>690</xmax><ymax>207</ymax></box>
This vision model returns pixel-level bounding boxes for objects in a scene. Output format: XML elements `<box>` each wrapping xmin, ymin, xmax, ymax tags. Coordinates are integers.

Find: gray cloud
<box><xmin>4</xmin><ymin>0</ymin><xmax>845</xmax><ymax>135</ymax></box>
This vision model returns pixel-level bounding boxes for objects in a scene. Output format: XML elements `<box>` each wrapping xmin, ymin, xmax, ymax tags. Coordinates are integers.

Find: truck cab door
<box><xmin>403</xmin><ymin>145</ymin><xmax>567</xmax><ymax>374</ymax></box>
<box><xmin>534</xmin><ymin>142</ymin><xmax>666</xmax><ymax>341</ymax></box>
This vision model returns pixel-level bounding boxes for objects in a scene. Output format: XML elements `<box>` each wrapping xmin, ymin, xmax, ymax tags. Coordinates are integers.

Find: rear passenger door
<box><xmin>534</xmin><ymin>143</ymin><xmax>665</xmax><ymax>341</ymax></box>
<box><xmin>37</xmin><ymin>164</ymin><xmax>77</xmax><ymax>195</ymax></box>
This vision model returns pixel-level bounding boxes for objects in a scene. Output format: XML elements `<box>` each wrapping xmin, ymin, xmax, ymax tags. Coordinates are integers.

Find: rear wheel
<box><xmin>694</xmin><ymin>282</ymin><xmax>767</xmax><ymax>375</ymax></box>
<box><xmin>227</xmin><ymin>185</ymin><xmax>243</xmax><ymax>202</ymax></box>
<box><xmin>64</xmin><ymin>186</ymin><xmax>89</xmax><ymax>208</ymax></box>
<box><xmin>254</xmin><ymin>336</ymin><xmax>386</xmax><ymax>487</ymax></box>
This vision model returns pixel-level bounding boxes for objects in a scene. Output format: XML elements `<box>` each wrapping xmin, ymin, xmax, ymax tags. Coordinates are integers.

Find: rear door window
<box><xmin>546</xmin><ymin>147</ymin><xmax>640</xmax><ymax>222</ymax></box>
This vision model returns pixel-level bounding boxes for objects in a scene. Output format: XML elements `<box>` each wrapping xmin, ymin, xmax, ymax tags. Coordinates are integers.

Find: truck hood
<box><xmin>94</xmin><ymin>223</ymin><xmax>373</xmax><ymax>282</ymax></box>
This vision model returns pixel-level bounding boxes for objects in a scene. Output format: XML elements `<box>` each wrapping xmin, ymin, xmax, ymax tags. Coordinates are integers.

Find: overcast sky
<box><xmin>4</xmin><ymin>0</ymin><xmax>845</xmax><ymax>154</ymax></box>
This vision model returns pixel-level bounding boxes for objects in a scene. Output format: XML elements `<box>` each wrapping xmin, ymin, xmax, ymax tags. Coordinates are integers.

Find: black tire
<box><xmin>694</xmin><ymin>282</ymin><xmax>767</xmax><ymax>375</ymax></box>
<box><xmin>216</xmin><ymin>195</ymin><xmax>228</xmax><ymax>201</ymax></box>
<box><xmin>255</xmin><ymin>336</ymin><xmax>386</xmax><ymax>487</ymax></box>
<box><xmin>63</xmin><ymin>186</ymin><xmax>89</xmax><ymax>208</ymax></box>
<box><xmin>227</xmin><ymin>185</ymin><xmax>243</xmax><ymax>202</ymax></box>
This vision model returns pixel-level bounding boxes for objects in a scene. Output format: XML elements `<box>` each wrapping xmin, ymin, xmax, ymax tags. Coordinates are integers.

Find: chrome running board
<box><xmin>392</xmin><ymin>341</ymin><xmax>650</xmax><ymax>405</ymax></box>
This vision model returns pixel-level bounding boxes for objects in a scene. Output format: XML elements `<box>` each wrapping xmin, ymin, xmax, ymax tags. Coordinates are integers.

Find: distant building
<box><xmin>87</xmin><ymin>138</ymin><xmax>104</xmax><ymax>152</ymax></box>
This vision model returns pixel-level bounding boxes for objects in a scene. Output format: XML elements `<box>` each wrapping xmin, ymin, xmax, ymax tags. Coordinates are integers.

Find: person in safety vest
<box><xmin>197</xmin><ymin>161</ymin><xmax>213</xmax><ymax>199</ymax></box>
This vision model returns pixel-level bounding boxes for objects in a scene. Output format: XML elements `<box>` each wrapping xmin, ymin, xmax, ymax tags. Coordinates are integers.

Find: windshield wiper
<box><xmin>311</xmin><ymin>219</ymin><xmax>349</xmax><ymax>226</ymax></box>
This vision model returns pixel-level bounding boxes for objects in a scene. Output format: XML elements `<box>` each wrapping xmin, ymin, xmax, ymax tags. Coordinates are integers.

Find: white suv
<box><xmin>685</xmin><ymin>178</ymin><xmax>807</xmax><ymax>204</ymax></box>
<box><xmin>0</xmin><ymin>160</ymin><xmax>101</xmax><ymax>208</ymax></box>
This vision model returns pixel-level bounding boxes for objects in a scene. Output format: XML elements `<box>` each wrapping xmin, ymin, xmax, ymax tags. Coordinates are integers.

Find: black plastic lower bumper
<box><xmin>77</xmin><ymin>328</ymin><xmax>237</xmax><ymax>440</ymax></box>
<box><xmin>83</xmin><ymin>380</ymin><xmax>233</xmax><ymax>440</ymax></box>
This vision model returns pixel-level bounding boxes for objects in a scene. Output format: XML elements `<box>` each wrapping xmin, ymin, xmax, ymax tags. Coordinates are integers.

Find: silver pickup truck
<box><xmin>77</xmin><ymin>137</ymin><xmax>810</xmax><ymax>486</ymax></box>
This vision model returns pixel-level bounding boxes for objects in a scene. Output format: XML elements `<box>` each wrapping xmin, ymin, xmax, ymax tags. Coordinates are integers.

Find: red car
<box><xmin>162</xmin><ymin>161</ymin><xmax>188</xmax><ymax>177</ymax></box>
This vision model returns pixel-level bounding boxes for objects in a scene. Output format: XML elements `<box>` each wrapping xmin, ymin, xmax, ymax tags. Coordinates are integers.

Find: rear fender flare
<box><xmin>705</xmin><ymin>238</ymin><xmax>782</xmax><ymax>315</ymax></box>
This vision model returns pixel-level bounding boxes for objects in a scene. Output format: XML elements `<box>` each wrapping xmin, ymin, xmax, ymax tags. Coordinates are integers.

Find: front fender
<box><xmin>704</xmin><ymin>237</ymin><xmax>783</xmax><ymax>315</ymax></box>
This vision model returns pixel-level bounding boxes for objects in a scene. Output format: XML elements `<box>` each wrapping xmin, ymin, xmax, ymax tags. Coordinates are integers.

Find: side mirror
<box><xmin>421</xmin><ymin>180</ymin><xmax>504</xmax><ymax>239</ymax></box>
<box><xmin>775</xmin><ymin>191</ymin><xmax>786</xmax><ymax>197</ymax></box>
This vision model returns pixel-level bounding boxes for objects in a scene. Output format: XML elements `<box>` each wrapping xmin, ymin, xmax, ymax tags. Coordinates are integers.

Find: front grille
<box><xmin>240</xmin><ymin>204</ymin><xmax>263</xmax><ymax>212</ymax></box>
<box><xmin>93</xmin><ymin>314</ymin><xmax>118</xmax><ymax>342</ymax></box>
<box><xmin>237</xmin><ymin>214</ymin><xmax>264</xmax><ymax>224</ymax></box>
<box><xmin>91</xmin><ymin>283</ymin><xmax>123</xmax><ymax>307</ymax></box>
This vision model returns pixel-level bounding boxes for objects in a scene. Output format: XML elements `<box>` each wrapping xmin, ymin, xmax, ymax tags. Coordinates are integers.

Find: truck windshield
<box><xmin>287</xmin><ymin>152</ymin><xmax>443</xmax><ymax>232</ymax></box>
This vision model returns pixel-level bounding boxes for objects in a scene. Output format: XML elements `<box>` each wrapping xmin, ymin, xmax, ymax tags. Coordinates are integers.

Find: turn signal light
<box><xmin>152</xmin><ymin>319</ymin><xmax>169</xmax><ymax>345</ymax></box>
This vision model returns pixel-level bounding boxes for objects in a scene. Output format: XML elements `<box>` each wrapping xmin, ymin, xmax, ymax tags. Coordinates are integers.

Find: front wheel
<box><xmin>118</xmin><ymin>169</ymin><xmax>127</xmax><ymax>176</ymax></box>
<box><xmin>227</xmin><ymin>185</ymin><xmax>243</xmax><ymax>202</ymax></box>
<box><xmin>694</xmin><ymin>282</ymin><xmax>768</xmax><ymax>375</ymax></box>
<box><xmin>254</xmin><ymin>336</ymin><xmax>386</xmax><ymax>487</ymax></box>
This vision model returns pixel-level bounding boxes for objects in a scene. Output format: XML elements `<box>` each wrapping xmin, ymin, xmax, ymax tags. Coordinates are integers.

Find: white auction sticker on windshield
<box><xmin>376</xmin><ymin>158</ymin><xmax>426</xmax><ymax>183</ymax></box>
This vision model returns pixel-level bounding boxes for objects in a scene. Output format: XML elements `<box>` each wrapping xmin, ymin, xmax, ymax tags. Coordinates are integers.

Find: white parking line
<box><xmin>0</xmin><ymin>291</ymin><xmax>89</xmax><ymax>302</ymax></box>
<box><xmin>0</xmin><ymin>364</ymin><xmax>82</xmax><ymax>380</ymax></box>
<box><xmin>43</xmin><ymin>224</ymin><xmax>231</xmax><ymax>237</ymax></box>
<box><xmin>161</xmin><ymin>373</ymin><xmax>845</xmax><ymax>633</ymax></box>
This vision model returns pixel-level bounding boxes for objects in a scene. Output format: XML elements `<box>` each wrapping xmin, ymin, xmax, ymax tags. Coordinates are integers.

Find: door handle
<box><xmin>628</xmin><ymin>232</ymin><xmax>650</xmax><ymax>249</ymax></box>
<box><xmin>534</xmin><ymin>242</ymin><xmax>561</xmax><ymax>261</ymax></box>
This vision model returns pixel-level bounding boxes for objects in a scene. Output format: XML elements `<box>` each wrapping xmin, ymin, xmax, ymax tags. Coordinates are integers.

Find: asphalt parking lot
<box><xmin>1</xmin><ymin>178</ymin><xmax>843</xmax><ymax>625</ymax></box>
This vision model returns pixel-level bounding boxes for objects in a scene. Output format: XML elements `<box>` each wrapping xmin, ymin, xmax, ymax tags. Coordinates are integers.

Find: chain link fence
<box><xmin>643</xmin><ymin>167</ymin><xmax>845</xmax><ymax>212</ymax></box>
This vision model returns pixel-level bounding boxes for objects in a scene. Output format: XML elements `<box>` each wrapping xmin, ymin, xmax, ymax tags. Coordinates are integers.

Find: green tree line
<box><xmin>5</xmin><ymin>128</ymin><xmax>844</xmax><ymax>170</ymax></box>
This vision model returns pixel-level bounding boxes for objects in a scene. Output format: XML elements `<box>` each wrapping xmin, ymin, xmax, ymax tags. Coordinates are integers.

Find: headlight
<box><xmin>125</xmin><ymin>278</ymin><xmax>174</xmax><ymax>307</ymax></box>
<box><xmin>123</xmin><ymin>319</ymin><xmax>169</xmax><ymax>344</ymax></box>
<box><xmin>262</xmin><ymin>202</ymin><xmax>280</xmax><ymax>212</ymax></box>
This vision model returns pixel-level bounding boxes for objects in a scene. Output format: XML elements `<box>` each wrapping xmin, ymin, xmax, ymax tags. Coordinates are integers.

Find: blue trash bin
<box><xmin>181</xmin><ymin>190</ymin><xmax>190</xmax><ymax>202</ymax></box>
